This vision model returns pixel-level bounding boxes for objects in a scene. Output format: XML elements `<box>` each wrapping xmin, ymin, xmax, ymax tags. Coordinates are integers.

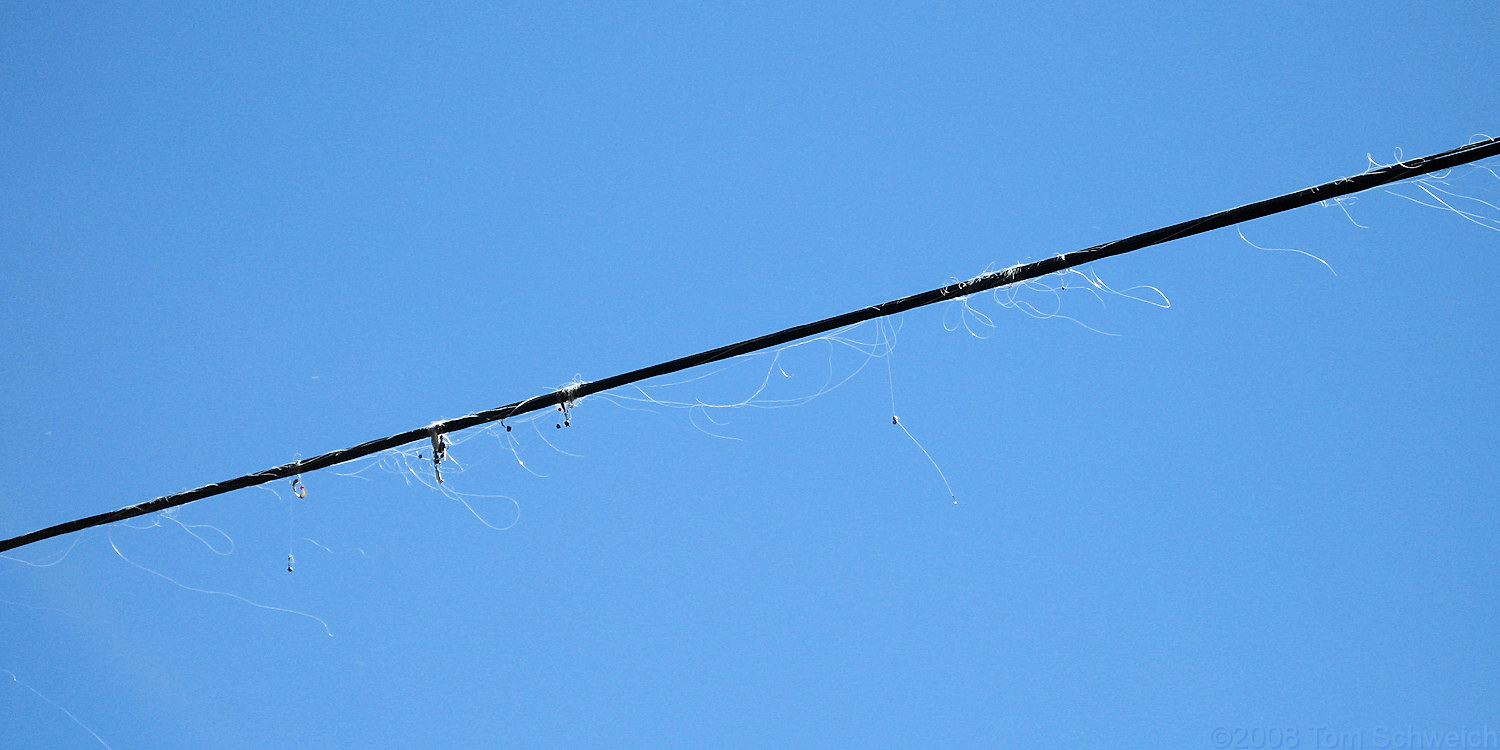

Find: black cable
<box><xmin>4</xmin><ymin>136</ymin><xmax>1497</xmax><ymax>554</ymax></box>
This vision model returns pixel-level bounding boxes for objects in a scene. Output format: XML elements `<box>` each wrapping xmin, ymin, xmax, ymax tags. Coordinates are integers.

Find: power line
<box><xmin>4</xmin><ymin>136</ymin><xmax>1498</xmax><ymax>554</ymax></box>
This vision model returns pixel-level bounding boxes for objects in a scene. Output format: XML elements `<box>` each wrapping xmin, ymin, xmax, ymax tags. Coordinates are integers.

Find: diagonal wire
<box><xmin>3</xmin><ymin>136</ymin><xmax>1498</xmax><ymax>554</ymax></box>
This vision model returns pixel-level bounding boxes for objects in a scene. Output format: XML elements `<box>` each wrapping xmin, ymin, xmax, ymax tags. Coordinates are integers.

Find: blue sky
<box><xmin>3</xmin><ymin>2</ymin><xmax>1498</xmax><ymax>748</ymax></box>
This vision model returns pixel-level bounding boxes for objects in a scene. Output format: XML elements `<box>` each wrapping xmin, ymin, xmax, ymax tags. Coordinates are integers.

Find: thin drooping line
<box><xmin>107</xmin><ymin>533</ymin><xmax>332</xmax><ymax>636</ymax></box>
<box><xmin>3</xmin><ymin>136</ymin><xmax>1497</xmax><ymax>554</ymax></box>
<box><xmin>3</xmin><ymin>669</ymin><xmax>114</xmax><ymax>749</ymax></box>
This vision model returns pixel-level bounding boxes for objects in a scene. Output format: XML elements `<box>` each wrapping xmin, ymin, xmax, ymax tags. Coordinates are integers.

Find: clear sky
<box><xmin>3</xmin><ymin>3</ymin><xmax>1498</xmax><ymax>748</ymax></box>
